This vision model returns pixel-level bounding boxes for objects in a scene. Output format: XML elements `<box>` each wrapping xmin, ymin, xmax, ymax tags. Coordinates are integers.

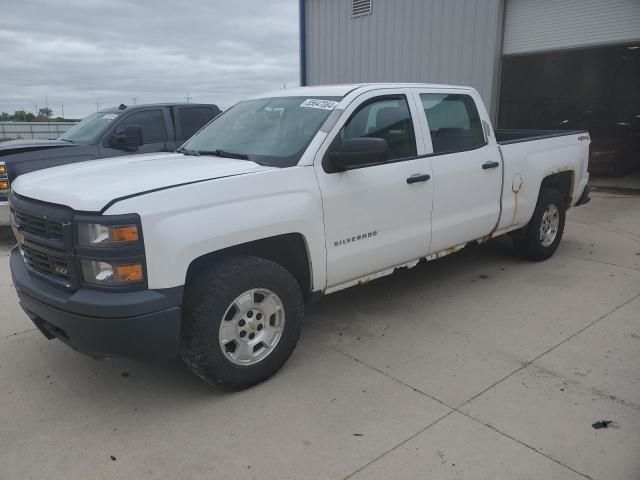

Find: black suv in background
<box><xmin>0</xmin><ymin>103</ymin><xmax>220</xmax><ymax>225</ymax></box>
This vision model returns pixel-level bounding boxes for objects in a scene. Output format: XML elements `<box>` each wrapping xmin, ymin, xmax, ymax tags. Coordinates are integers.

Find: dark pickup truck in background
<box><xmin>0</xmin><ymin>102</ymin><xmax>220</xmax><ymax>225</ymax></box>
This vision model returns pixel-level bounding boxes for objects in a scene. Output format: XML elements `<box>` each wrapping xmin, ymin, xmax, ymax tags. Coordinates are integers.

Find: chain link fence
<box><xmin>0</xmin><ymin>122</ymin><xmax>78</xmax><ymax>141</ymax></box>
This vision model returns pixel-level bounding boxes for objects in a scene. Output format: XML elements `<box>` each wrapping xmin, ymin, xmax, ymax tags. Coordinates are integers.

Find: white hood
<box><xmin>12</xmin><ymin>152</ymin><xmax>272</xmax><ymax>212</ymax></box>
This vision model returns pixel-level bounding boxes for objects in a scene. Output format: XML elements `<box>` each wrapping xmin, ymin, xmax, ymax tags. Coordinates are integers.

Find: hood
<box><xmin>12</xmin><ymin>152</ymin><xmax>273</xmax><ymax>212</ymax></box>
<box><xmin>0</xmin><ymin>138</ymin><xmax>72</xmax><ymax>155</ymax></box>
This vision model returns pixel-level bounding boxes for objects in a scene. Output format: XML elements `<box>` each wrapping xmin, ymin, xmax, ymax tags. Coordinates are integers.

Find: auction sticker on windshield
<box><xmin>300</xmin><ymin>99</ymin><xmax>338</xmax><ymax>110</ymax></box>
<box><xmin>102</xmin><ymin>114</ymin><xmax>118</xmax><ymax>120</ymax></box>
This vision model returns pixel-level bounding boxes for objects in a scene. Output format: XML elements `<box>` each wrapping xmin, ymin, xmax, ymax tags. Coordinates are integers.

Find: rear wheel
<box><xmin>512</xmin><ymin>188</ymin><xmax>566</xmax><ymax>261</ymax></box>
<box><xmin>181</xmin><ymin>256</ymin><xmax>303</xmax><ymax>389</ymax></box>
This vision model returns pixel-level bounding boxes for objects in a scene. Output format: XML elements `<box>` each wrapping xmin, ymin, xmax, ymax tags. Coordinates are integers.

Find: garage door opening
<box><xmin>498</xmin><ymin>43</ymin><xmax>640</xmax><ymax>179</ymax></box>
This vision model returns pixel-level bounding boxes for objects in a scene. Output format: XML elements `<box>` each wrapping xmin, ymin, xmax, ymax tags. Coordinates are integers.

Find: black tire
<box><xmin>181</xmin><ymin>255</ymin><xmax>304</xmax><ymax>389</ymax></box>
<box><xmin>512</xmin><ymin>188</ymin><xmax>566</xmax><ymax>261</ymax></box>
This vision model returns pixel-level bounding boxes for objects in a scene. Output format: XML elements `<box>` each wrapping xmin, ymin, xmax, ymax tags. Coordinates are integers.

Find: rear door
<box><xmin>314</xmin><ymin>89</ymin><xmax>434</xmax><ymax>288</ymax></box>
<box><xmin>411</xmin><ymin>88</ymin><xmax>501</xmax><ymax>254</ymax></box>
<box><xmin>100</xmin><ymin>108</ymin><xmax>175</xmax><ymax>157</ymax></box>
<box><xmin>174</xmin><ymin>106</ymin><xmax>218</xmax><ymax>146</ymax></box>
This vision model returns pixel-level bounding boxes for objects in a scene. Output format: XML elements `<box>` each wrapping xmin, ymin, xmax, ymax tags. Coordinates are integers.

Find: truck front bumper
<box><xmin>0</xmin><ymin>201</ymin><xmax>10</xmax><ymax>226</ymax></box>
<box><xmin>10</xmin><ymin>248</ymin><xmax>182</xmax><ymax>359</ymax></box>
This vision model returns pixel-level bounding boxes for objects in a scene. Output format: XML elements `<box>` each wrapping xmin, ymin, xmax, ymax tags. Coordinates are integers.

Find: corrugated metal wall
<box><xmin>304</xmin><ymin>0</ymin><xmax>505</xmax><ymax>117</ymax></box>
<box><xmin>503</xmin><ymin>0</ymin><xmax>640</xmax><ymax>55</ymax></box>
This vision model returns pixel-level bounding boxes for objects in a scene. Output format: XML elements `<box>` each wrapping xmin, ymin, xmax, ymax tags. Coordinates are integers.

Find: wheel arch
<box><xmin>185</xmin><ymin>233</ymin><xmax>314</xmax><ymax>300</ymax></box>
<box><xmin>539</xmin><ymin>170</ymin><xmax>574</xmax><ymax>208</ymax></box>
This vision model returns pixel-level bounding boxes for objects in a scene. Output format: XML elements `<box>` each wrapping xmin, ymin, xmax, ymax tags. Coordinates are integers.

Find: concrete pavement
<box><xmin>591</xmin><ymin>172</ymin><xmax>640</xmax><ymax>194</ymax></box>
<box><xmin>1</xmin><ymin>193</ymin><xmax>639</xmax><ymax>480</ymax></box>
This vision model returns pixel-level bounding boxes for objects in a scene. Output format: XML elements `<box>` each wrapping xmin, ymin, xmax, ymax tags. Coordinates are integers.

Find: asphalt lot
<box><xmin>1</xmin><ymin>192</ymin><xmax>639</xmax><ymax>480</ymax></box>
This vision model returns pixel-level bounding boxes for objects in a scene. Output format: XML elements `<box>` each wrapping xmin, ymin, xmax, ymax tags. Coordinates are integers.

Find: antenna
<box><xmin>185</xmin><ymin>93</ymin><xmax>192</xmax><ymax>103</ymax></box>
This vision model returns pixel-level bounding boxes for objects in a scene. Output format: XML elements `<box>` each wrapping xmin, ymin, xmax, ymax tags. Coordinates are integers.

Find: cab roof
<box><xmin>99</xmin><ymin>103</ymin><xmax>218</xmax><ymax>113</ymax></box>
<box><xmin>253</xmin><ymin>83</ymin><xmax>474</xmax><ymax>99</ymax></box>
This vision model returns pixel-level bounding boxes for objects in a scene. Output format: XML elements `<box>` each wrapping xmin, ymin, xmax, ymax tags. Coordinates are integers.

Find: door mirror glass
<box><xmin>110</xmin><ymin>125</ymin><xmax>143</xmax><ymax>150</ymax></box>
<box><xmin>329</xmin><ymin>137</ymin><xmax>389</xmax><ymax>171</ymax></box>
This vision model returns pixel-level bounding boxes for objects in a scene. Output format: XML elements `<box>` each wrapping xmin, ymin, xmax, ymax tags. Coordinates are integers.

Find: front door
<box><xmin>100</xmin><ymin>108</ymin><xmax>176</xmax><ymax>157</ymax></box>
<box><xmin>315</xmin><ymin>90</ymin><xmax>434</xmax><ymax>288</ymax></box>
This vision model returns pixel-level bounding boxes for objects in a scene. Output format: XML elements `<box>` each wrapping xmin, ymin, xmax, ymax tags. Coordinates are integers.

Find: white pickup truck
<box><xmin>9</xmin><ymin>83</ymin><xmax>590</xmax><ymax>388</ymax></box>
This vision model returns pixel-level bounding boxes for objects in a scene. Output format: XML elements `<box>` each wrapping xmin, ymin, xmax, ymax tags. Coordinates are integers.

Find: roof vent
<box><xmin>352</xmin><ymin>0</ymin><xmax>372</xmax><ymax>17</ymax></box>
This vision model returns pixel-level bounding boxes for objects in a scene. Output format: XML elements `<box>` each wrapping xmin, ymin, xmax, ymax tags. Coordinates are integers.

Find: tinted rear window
<box><xmin>420</xmin><ymin>93</ymin><xmax>485</xmax><ymax>154</ymax></box>
<box><xmin>177</xmin><ymin>107</ymin><xmax>217</xmax><ymax>141</ymax></box>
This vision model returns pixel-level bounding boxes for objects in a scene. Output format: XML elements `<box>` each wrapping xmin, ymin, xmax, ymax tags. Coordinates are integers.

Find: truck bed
<box><xmin>495</xmin><ymin>128</ymin><xmax>590</xmax><ymax>235</ymax></box>
<box><xmin>495</xmin><ymin>129</ymin><xmax>588</xmax><ymax>145</ymax></box>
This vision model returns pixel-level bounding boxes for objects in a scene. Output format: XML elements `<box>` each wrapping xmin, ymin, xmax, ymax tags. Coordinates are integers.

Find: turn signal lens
<box><xmin>0</xmin><ymin>180</ymin><xmax>9</xmax><ymax>191</ymax></box>
<box><xmin>81</xmin><ymin>259</ymin><xmax>145</xmax><ymax>286</ymax></box>
<box><xmin>77</xmin><ymin>222</ymin><xmax>140</xmax><ymax>247</ymax></box>
<box><xmin>0</xmin><ymin>164</ymin><xmax>6</xmax><ymax>175</ymax></box>
<box><xmin>110</xmin><ymin>225</ymin><xmax>139</xmax><ymax>243</ymax></box>
<box><xmin>115</xmin><ymin>264</ymin><xmax>143</xmax><ymax>282</ymax></box>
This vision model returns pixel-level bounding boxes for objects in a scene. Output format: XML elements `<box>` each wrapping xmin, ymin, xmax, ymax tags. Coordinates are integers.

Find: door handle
<box><xmin>482</xmin><ymin>161</ymin><xmax>500</xmax><ymax>170</ymax></box>
<box><xmin>406</xmin><ymin>173</ymin><xmax>431</xmax><ymax>184</ymax></box>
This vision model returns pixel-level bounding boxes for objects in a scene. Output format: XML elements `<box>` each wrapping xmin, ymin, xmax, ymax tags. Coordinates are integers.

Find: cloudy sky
<box><xmin>1</xmin><ymin>0</ymin><xmax>299</xmax><ymax>118</ymax></box>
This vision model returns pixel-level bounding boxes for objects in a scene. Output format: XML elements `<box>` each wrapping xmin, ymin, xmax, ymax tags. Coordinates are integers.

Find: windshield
<box><xmin>181</xmin><ymin>96</ymin><xmax>342</xmax><ymax>167</ymax></box>
<box><xmin>59</xmin><ymin>112</ymin><xmax>120</xmax><ymax>143</ymax></box>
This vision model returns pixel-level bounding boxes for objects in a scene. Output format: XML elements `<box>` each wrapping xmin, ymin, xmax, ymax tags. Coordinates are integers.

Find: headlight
<box><xmin>77</xmin><ymin>222</ymin><xmax>140</xmax><ymax>247</ymax></box>
<box><xmin>0</xmin><ymin>162</ymin><xmax>8</xmax><ymax>191</ymax></box>
<box><xmin>81</xmin><ymin>259</ymin><xmax>145</xmax><ymax>286</ymax></box>
<box><xmin>75</xmin><ymin>214</ymin><xmax>146</xmax><ymax>290</ymax></box>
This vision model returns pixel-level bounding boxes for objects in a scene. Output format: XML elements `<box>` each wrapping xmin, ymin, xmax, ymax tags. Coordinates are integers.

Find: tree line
<box><xmin>0</xmin><ymin>109</ymin><xmax>79</xmax><ymax>122</ymax></box>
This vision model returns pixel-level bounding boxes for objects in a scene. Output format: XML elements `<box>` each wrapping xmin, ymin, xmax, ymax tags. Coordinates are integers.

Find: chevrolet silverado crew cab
<box><xmin>0</xmin><ymin>102</ymin><xmax>220</xmax><ymax>226</ymax></box>
<box><xmin>9</xmin><ymin>84</ymin><xmax>591</xmax><ymax>389</ymax></box>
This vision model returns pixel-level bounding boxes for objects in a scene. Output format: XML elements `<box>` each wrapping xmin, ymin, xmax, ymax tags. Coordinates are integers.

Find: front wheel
<box><xmin>181</xmin><ymin>256</ymin><xmax>304</xmax><ymax>389</ymax></box>
<box><xmin>512</xmin><ymin>188</ymin><xmax>566</xmax><ymax>261</ymax></box>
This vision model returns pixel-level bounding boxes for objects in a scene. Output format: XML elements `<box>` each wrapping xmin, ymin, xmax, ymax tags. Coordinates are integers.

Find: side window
<box><xmin>177</xmin><ymin>107</ymin><xmax>216</xmax><ymax>141</ymax></box>
<box><xmin>340</xmin><ymin>96</ymin><xmax>417</xmax><ymax>161</ymax></box>
<box><xmin>117</xmin><ymin>109</ymin><xmax>167</xmax><ymax>144</ymax></box>
<box><xmin>420</xmin><ymin>94</ymin><xmax>486</xmax><ymax>154</ymax></box>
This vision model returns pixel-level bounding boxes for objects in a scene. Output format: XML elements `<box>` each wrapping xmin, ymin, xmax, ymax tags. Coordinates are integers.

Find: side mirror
<box><xmin>110</xmin><ymin>125</ymin><xmax>143</xmax><ymax>150</ymax></box>
<box><xmin>328</xmin><ymin>137</ymin><xmax>389</xmax><ymax>171</ymax></box>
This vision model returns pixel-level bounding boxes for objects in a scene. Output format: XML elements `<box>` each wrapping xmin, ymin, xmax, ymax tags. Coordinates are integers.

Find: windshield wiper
<box><xmin>198</xmin><ymin>149</ymin><xmax>250</xmax><ymax>160</ymax></box>
<box><xmin>179</xmin><ymin>148</ymin><xmax>200</xmax><ymax>156</ymax></box>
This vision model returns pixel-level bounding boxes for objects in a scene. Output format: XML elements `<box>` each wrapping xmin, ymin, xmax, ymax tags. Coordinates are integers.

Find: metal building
<box><xmin>300</xmin><ymin>0</ymin><xmax>504</xmax><ymax>117</ymax></box>
<box><xmin>299</xmin><ymin>0</ymin><xmax>640</xmax><ymax>177</ymax></box>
